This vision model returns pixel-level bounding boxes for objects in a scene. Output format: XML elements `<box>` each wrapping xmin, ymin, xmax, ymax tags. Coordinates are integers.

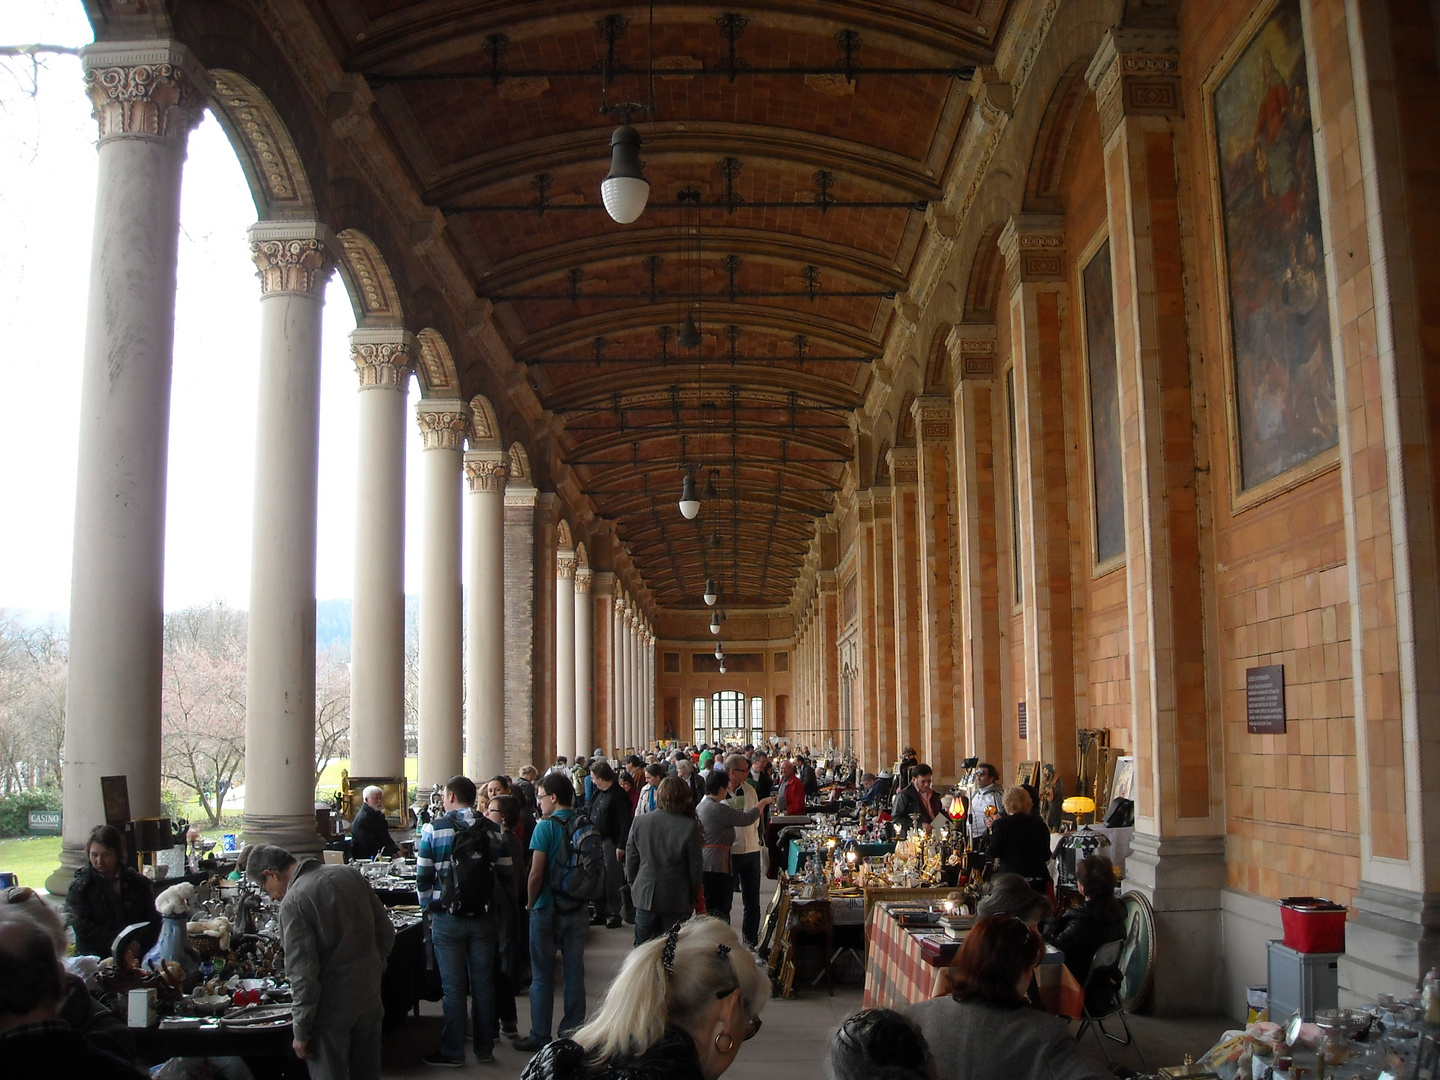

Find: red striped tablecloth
<box><xmin>862</xmin><ymin>903</ymin><xmax>1083</xmax><ymax>1018</ymax></box>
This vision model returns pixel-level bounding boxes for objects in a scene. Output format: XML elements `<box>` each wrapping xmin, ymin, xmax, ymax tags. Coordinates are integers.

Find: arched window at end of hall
<box><xmin>711</xmin><ymin>690</ymin><xmax>745</xmax><ymax>744</ymax></box>
<box><xmin>693</xmin><ymin>696</ymin><xmax>707</xmax><ymax>746</ymax></box>
<box><xmin>750</xmin><ymin>696</ymin><xmax>764</xmax><ymax>743</ymax></box>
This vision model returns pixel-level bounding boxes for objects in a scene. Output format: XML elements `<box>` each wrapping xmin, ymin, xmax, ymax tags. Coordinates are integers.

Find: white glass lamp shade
<box><xmin>709</xmin><ymin>612</ymin><xmax>721</xmax><ymax>634</ymax></box>
<box><xmin>601</xmin><ymin>125</ymin><xmax>649</xmax><ymax>224</ymax></box>
<box><xmin>703</xmin><ymin>576</ymin><xmax>717</xmax><ymax>606</ymax></box>
<box><xmin>678</xmin><ymin>473</ymin><xmax>700</xmax><ymax>519</ymax></box>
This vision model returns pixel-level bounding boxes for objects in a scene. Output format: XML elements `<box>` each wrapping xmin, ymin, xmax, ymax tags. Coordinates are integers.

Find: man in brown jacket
<box><xmin>247</xmin><ymin>844</ymin><xmax>395</xmax><ymax>1079</ymax></box>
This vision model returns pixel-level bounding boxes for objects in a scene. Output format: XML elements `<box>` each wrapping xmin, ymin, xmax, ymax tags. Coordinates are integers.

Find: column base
<box><xmin>1122</xmin><ymin>832</ymin><xmax>1226</xmax><ymax>1015</ymax></box>
<box><xmin>46</xmin><ymin>839</ymin><xmax>91</xmax><ymax>895</ymax></box>
<box><xmin>243</xmin><ymin>812</ymin><xmax>323</xmax><ymax>858</ymax></box>
<box><xmin>1338</xmin><ymin>880</ymin><xmax>1440</xmax><ymax>1004</ymax></box>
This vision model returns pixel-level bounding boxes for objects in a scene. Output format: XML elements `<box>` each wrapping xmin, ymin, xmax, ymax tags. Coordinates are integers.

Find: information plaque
<box><xmin>1246</xmin><ymin>664</ymin><xmax>1286</xmax><ymax>734</ymax></box>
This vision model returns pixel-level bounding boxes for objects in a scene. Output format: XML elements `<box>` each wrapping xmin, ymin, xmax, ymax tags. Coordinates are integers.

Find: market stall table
<box><xmin>862</xmin><ymin>902</ymin><xmax>1083</xmax><ymax>1018</ymax></box>
<box><xmin>133</xmin><ymin>1017</ymin><xmax>306</xmax><ymax>1078</ymax></box>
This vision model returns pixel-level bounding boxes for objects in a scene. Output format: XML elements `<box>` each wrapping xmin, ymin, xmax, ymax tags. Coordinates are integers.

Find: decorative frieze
<box><xmin>82</xmin><ymin>41</ymin><xmax>208</xmax><ymax>146</ymax></box>
<box><xmin>1086</xmin><ymin>28</ymin><xmax>1182</xmax><ymax>143</ymax></box>
<box><xmin>999</xmin><ymin>215</ymin><xmax>1066</xmax><ymax>287</ymax></box>
<box><xmin>888</xmin><ymin>447</ymin><xmax>919</xmax><ymax>486</ymax></box>
<box><xmin>947</xmin><ymin>324</ymin><xmax>999</xmax><ymax>381</ymax></box>
<box><xmin>249</xmin><ymin>222</ymin><xmax>334</xmax><ymax>297</ymax></box>
<box><xmin>912</xmin><ymin>396</ymin><xmax>954</xmax><ymax>441</ymax></box>
<box><xmin>415</xmin><ymin>401</ymin><xmax>470</xmax><ymax>451</ymax></box>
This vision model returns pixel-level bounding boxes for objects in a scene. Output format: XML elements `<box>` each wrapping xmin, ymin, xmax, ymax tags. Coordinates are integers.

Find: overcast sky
<box><xmin>0</xmin><ymin>3</ymin><xmax>431</xmax><ymax>621</ymax></box>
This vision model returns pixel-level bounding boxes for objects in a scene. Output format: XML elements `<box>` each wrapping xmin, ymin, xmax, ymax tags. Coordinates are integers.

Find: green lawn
<box><xmin>0</xmin><ymin>835</ymin><xmax>63</xmax><ymax>891</ymax></box>
<box><xmin>0</xmin><ymin>759</ymin><xmax>423</xmax><ymax>893</ymax></box>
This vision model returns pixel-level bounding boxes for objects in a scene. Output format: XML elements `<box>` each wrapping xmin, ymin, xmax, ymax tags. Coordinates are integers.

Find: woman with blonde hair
<box><xmin>520</xmin><ymin>915</ymin><xmax>770</xmax><ymax>1080</ymax></box>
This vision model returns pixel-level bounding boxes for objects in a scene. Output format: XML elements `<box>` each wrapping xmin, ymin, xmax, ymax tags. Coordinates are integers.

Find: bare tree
<box><xmin>314</xmin><ymin>646</ymin><xmax>351</xmax><ymax>782</ymax></box>
<box><xmin>159</xmin><ymin>604</ymin><xmax>247</xmax><ymax>826</ymax></box>
<box><xmin>0</xmin><ymin>613</ymin><xmax>67</xmax><ymax>794</ymax></box>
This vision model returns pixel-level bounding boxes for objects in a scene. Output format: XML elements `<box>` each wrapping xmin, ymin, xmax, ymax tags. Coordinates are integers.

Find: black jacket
<box><xmin>891</xmin><ymin>783</ymin><xmax>942</xmax><ymax>825</ymax></box>
<box><xmin>520</xmin><ymin>1026</ymin><xmax>705</xmax><ymax>1080</ymax></box>
<box><xmin>65</xmin><ymin>865</ymin><xmax>160</xmax><ymax>959</ymax></box>
<box><xmin>351</xmin><ymin>802</ymin><xmax>400</xmax><ymax>860</ymax></box>
<box><xmin>986</xmin><ymin>811</ymin><xmax>1053</xmax><ymax>882</ymax></box>
<box><xmin>588</xmin><ymin>784</ymin><xmax>634</xmax><ymax>849</ymax></box>
<box><xmin>1</xmin><ymin>1023</ymin><xmax>147</xmax><ymax>1080</ymax></box>
<box><xmin>1046</xmin><ymin>896</ymin><xmax>1126</xmax><ymax>981</ymax></box>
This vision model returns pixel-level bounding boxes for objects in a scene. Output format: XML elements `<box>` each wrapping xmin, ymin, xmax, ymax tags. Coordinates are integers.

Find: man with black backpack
<box><xmin>514</xmin><ymin>773</ymin><xmax>604</xmax><ymax>1052</ymax></box>
<box><xmin>415</xmin><ymin>775</ymin><xmax>514</xmax><ymax>1068</ymax></box>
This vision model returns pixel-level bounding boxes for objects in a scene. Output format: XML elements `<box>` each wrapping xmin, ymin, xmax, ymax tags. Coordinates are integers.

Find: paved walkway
<box><xmin>378</xmin><ymin>880</ymin><xmax>1234</xmax><ymax>1079</ymax></box>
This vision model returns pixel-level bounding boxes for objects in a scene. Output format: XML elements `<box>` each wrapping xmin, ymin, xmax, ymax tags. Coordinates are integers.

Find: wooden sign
<box><xmin>1246</xmin><ymin>665</ymin><xmax>1286</xmax><ymax>734</ymax></box>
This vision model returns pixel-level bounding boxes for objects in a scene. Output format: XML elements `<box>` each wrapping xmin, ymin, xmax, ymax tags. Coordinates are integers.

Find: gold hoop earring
<box><xmin>714</xmin><ymin>1032</ymin><xmax>736</xmax><ymax>1054</ymax></box>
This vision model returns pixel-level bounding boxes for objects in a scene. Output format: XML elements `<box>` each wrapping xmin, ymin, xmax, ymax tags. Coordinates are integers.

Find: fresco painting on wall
<box><xmin>1213</xmin><ymin>0</ymin><xmax>1336</xmax><ymax>491</ymax></box>
<box><xmin>1083</xmin><ymin>240</ymin><xmax>1124</xmax><ymax>564</ymax></box>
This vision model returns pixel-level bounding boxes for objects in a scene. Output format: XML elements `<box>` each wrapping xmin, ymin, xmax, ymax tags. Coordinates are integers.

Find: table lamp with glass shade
<box><xmin>1057</xmin><ymin>796</ymin><xmax>1112</xmax><ymax>887</ymax></box>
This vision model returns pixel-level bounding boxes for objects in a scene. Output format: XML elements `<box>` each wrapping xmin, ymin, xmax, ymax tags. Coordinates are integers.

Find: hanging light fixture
<box><xmin>715</xmin><ymin>641</ymin><xmax>724</xmax><ymax>660</ymax></box>
<box><xmin>678</xmin><ymin>312</ymin><xmax>702</xmax><ymax>349</ymax></box>
<box><xmin>601</xmin><ymin>125</ymin><xmax>650</xmax><ymax>224</ymax></box>
<box><xmin>709</xmin><ymin>612</ymin><xmax>721</xmax><ymax>635</ymax></box>
<box><xmin>678</xmin><ymin>471</ymin><xmax>700</xmax><ymax>519</ymax></box>
<box><xmin>719</xmin><ymin>659</ymin><xmax>727</xmax><ymax>674</ymax></box>
<box><xmin>703</xmin><ymin>576</ymin><xmax>718</xmax><ymax>606</ymax></box>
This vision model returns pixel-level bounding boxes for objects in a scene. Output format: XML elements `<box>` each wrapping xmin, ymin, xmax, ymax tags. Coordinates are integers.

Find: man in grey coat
<box><xmin>248</xmin><ymin>844</ymin><xmax>396</xmax><ymax>1080</ymax></box>
<box><xmin>624</xmin><ymin>776</ymin><xmax>704</xmax><ymax>945</ymax></box>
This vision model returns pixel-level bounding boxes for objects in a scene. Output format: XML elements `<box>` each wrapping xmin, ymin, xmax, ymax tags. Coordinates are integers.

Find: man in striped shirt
<box><xmin>415</xmin><ymin>775</ymin><xmax>514</xmax><ymax>1067</ymax></box>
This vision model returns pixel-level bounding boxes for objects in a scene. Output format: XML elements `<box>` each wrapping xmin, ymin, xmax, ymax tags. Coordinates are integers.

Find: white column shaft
<box><xmin>465</xmin><ymin>458</ymin><xmax>506</xmax><ymax>781</ymax></box>
<box><xmin>244</xmin><ymin>223</ymin><xmax>333</xmax><ymax>853</ymax></box>
<box><xmin>349</xmin><ymin>338</ymin><xmax>410</xmax><ymax>777</ymax></box>
<box><xmin>575</xmin><ymin>574</ymin><xmax>593</xmax><ymax>759</ymax></box>
<box><xmin>60</xmin><ymin>44</ymin><xmax>204</xmax><ymax>876</ymax></box>
<box><xmin>417</xmin><ymin>406</ymin><xmax>467</xmax><ymax>788</ymax></box>
<box><xmin>555</xmin><ymin>556</ymin><xmax>576</xmax><ymax>762</ymax></box>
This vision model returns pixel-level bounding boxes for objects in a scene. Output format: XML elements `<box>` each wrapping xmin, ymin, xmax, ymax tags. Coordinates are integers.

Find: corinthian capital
<box><xmin>248</xmin><ymin>222</ymin><xmax>335</xmax><ymax>297</ymax></box>
<box><xmin>575</xmin><ymin>567</ymin><xmax>593</xmax><ymax>595</ymax></box>
<box><xmin>350</xmin><ymin>328</ymin><xmax>414</xmax><ymax>391</ymax></box>
<box><xmin>81</xmin><ymin>41</ymin><xmax>209</xmax><ymax>146</ymax></box>
<box><xmin>416</xmin><ymin>401</ymin><xmax>470</xmax><ymax>451</ymax></box>
<box><xmin>464</xmin><ymin>451</ymin><xmax>508</xmax><ymax>494</ymax></box>
<box><xmin>557</xmin><ymin>551</ymin><xmax>577</xmax><ymax>579</ymax></box>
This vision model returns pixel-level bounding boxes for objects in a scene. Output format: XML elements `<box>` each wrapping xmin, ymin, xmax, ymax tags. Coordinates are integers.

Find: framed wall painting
<box><xmin>1110</xmin><ymin>755</ymin><xmax>1137</xmax><ymax>806</ymax></box>
<box><xmin>1207</xmin><ymin>0</ymin><xmax>1338</xmax><ymax>499</ymax></box>
<box><xmin>1080</xmin><ymin>236</ymin><xmax>1125</xmax><ymax>569</ymax></box>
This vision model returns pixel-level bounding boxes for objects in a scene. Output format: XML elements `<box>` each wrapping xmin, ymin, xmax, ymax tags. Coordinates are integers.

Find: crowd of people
<box><xmin>0</xmin><ymin>742</ymin><xmax>1135</xmax><ymax>1080</ymax></box>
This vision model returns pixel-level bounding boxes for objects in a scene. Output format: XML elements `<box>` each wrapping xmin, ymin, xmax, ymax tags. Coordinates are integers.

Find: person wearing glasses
<box><xmin>905</xmin><ymin>915</ymin><xmax>1110</xmax><ymax>1080</ymax></box>
<box><xmin>518</xmin><ymin>916</ymin><xmax>769</xmax><ymax>1080</ymax></box>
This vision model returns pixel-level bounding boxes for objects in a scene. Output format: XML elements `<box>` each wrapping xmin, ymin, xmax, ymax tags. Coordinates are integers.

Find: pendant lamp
<box><xmin>601</xmin><ymin>125</ymin><xmax>649</xmax><ymax>224</ymax></box>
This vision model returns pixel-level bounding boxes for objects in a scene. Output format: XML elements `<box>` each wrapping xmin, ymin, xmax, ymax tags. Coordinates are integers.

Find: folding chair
<box><xmin>1073</xmin><ymin>938</ymin><xmax>1147</xmax><ymax>1071</ymax></box>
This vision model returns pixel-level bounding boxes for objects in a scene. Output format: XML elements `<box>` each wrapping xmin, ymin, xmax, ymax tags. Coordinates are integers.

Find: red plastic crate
<box><xmin>1279</xmin><ymin>897</ymin><xmax>1346</xmax><ymax>954</ymax></box>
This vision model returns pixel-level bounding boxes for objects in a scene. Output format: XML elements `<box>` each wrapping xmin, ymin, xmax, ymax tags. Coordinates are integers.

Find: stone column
<box><xmin>555</xmin><ymin>546</ymin><xmax>577</xmax><ymax>763</ymax></box>
<box><xmin>623</xmin><ymin>603</ymin><xmax>636</xmax><ymax>752</ymax></box>
<box><xmin>641</xmin><ymin>624</ymin><xmax>653</xmax><ymax>749</ymax></box>
<box><xmin>818</xmin><ymin>572</ymin><xmax>840</xmax><ymax>745</ymax></box>
<box><xmin>533</xmin><ymin>495</ymin><xmax>560</xmax><ymax>763</ymax></box>
<box><xmin>948</xmin><ymin>325</ymin><xmax>1005</xmax><ymax>766</ymax></box>
<box><xmin>868</xmin><ymin>489</ymin><xmax>899</xmax><ymax>771</ymax></box>
<box><xmin>465</xmin><ymin>449</ymin><xmax>507</xmax><ymax>781</ymax></box>
<box><xmin>57</xmin><ymin>42</ymin><xmax>207</xmax><ymax>881</ymax></box>
<box><xmin>243</xmin><ymin>221</ymin><xmax>335</xmax><ymax>854</ymax></box>
<box><xmin>503</xmin><ymin>476</ymin><xmax>537</xmax><ymax>769</ymax></box>
<box><xmin>590</xmin><ymin>572</ymin><xmax>615</xmax><ymax>751</ymax></box>
<box><xmin>415</xmin><ymin>402</ymin><xmax>469</xmax><ymax>789</ymax></box>
<box><xmin>912</xmin><ymin>396</ymin><xmax>962</xmax><ymax>781</ymax></box>
<box><xmin>888</xmin><ymin>450</ymin><xmax>925</xmax><ymax>760</ymax></box>
<box><xmin>348</xmin><ymin>329</ymin><xmax>412</xmax><ymax>777</ymax></box>
<box><xmin>1086</xmin><ymin>32</ymin><xmax>1223</xmax><ymax>1015</ymax></box>
<box><xmin>999</xmin><ymin>214</ymin><xmax>1079</xmax><ymax>773</ymax></box>
<box><xmin>616</xmin><ymin>601</ymin><xmax>630</xmax><ymax>751</ymax></box>
<box><xmin>574</xmin><ymin>566</ymin><xmax>594</xmax><ymax>758</ymax></box>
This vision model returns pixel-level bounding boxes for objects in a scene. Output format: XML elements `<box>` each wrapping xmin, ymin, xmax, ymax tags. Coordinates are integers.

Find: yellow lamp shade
<box><xmin>1062</xmin><ymin>796</ymin><xmax>1096</xmax><ymax>815</ymax></box>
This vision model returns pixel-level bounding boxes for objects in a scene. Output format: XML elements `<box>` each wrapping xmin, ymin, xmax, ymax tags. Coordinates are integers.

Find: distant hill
<box><xmin>315</xmin><ymin>596</ymin><xmax>419</xmax><ymax>656</ymax></box>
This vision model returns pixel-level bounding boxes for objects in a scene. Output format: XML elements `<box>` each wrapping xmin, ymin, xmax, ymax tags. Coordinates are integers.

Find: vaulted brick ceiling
<box><xmin>326</xmin><ymin>1</ymin><xmax>1010</xmax><ymax>610</ymax></box>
